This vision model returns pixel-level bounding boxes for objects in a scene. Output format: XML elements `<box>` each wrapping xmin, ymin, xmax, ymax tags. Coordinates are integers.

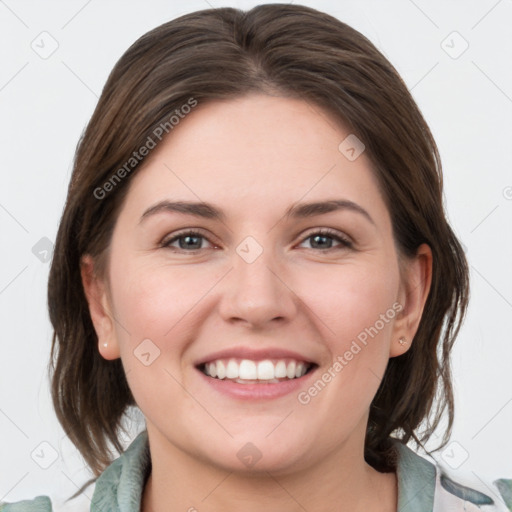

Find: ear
<box><xmin>80</xmin><ymin>254</ymin><xmax>121</xmax><ymax>360</ymax></box>
<box><xmin>390</xmin><ymin>243</ymin><xmax>433</xmax><ymax>357</ymax></box>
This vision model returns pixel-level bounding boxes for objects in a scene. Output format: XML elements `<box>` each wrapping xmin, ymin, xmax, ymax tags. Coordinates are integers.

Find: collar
<box><xmin>91</xmin><ymin>431</ymin><xmax>436</xmax><ymax>512</ymax></box>
<box><xmin>393</xmin><ymin>439</ymin><xmax>437</xmax><ymax>511</ymax></box>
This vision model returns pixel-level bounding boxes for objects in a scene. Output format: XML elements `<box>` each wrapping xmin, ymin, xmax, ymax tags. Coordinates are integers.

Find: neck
<box><xmin>141</xmin><ymin>427</ymin><xmax>397</xmax><ymax>512</ymax></box>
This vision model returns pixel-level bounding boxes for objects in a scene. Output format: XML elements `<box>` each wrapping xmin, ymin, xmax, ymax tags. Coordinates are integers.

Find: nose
<box><xmin>218</xmin><ymin>242</ymin><xmax>298</xmax><ymax>329</ymax></box>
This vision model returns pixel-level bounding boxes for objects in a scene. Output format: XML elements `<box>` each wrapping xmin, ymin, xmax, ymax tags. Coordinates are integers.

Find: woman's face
<box><xmin>85</xmin><ymin>93</ymin><xmax>429</xmax><ymax>474</ymax></box>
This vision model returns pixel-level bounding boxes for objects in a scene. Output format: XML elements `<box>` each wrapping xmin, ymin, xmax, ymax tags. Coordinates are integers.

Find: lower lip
<box><xmin>196</xmin><ymin>366</ymin><xmax>317</xmax><ymax>400</ymax></box>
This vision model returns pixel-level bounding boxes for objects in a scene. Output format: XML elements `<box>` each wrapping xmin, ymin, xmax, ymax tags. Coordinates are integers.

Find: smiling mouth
<box><xmin>197</xmin><ymin>358</ymin><xmax>317</xmax><ymax>384</ymax></box>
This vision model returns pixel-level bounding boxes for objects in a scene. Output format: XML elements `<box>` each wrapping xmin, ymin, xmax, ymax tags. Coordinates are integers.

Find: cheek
<box><xmin>109</xmin><ymin>256</ymin><xmax>219</xmax><ymax>345</ymax></box>
<box><xmin>295</xmin><ymin>264</ymin><xmax>400</xmax><ymax>426</ymax></box>
<box><xmin>302</xmin><ymin>260</ymin><xmax>399</xmax><ymax>343</ymax></box>
<box><xmin>107</xmin><ymin>257</ymin><xmax>216</xmax><ymax>414</ymax></box>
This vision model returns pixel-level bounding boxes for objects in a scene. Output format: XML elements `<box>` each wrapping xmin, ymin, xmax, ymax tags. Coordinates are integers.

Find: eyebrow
<box><xmin>140</xmin><ymin>199</ymin><xmax>375</xmax><ymax>225</ymax></box>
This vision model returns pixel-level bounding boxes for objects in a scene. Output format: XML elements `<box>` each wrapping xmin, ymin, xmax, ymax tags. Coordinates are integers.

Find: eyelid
<box><xmin>299</xmin><ymin>227</ymin><xmax>352</xmax><ymax>243</ymax></box>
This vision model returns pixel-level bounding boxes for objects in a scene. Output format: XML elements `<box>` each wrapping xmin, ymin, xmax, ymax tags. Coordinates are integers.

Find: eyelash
<box><xmin>160</xmin><ymin>228</ymin><xmax>353</xmax><ymax>253</ymax></box>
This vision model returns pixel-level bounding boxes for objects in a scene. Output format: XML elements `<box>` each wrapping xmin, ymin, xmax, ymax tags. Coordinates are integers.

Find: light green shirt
<box><xmin>2</xmin><ymin>431</ymin><xmax>511</xmax><ymax>511</ymax></box>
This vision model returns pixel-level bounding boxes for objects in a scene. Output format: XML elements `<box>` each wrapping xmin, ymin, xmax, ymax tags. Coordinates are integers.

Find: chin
<box><xmin>192</xmin><ymin>430</ymin><xmax>314</xmax><ymax>475</ymax></box>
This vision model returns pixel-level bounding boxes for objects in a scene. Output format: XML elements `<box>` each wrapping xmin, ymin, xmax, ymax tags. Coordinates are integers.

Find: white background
<box><xmin>1</xmin><ymin>0</ymin><xmax>511</xmax><ymax>510</ymax></box>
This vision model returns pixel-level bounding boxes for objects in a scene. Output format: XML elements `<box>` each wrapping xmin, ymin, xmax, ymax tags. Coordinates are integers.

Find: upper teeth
<box><xmin>203</xmin><ymin>359</ymin><xmax>310</xmax><ymax>381</ymax></box>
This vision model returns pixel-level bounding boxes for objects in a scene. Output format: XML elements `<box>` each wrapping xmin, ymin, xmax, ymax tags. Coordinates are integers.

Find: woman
<box><xmin>2</xmin><ymin>4</ymin><xmax>510</xmax><ymax>511</ymax></box>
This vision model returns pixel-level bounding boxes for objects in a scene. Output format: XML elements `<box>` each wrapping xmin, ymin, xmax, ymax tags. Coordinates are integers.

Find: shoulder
<box><xmin>433</xmin><ymin>468</ymin><xmax>512</xmax><ymax>511</ymax></box>
<box><xmin>0</xmin><ymin>431</ymin><xmax>149</xmax><ymax>512</ymax></box>
<box><xmin>392</xmin><ymin>439</ymin><xmax>512</xmax><ymax>511</ymax></box>
<box><xmin>0</xmin><ymin>496</ymin><xmax>52</xmax><ymax>512</ymax></box>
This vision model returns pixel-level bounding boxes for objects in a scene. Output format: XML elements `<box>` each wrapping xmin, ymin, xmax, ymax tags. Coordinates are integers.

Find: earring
<box><xmin>398</xmin><ymin>337</ymin><xmax>407</xmax><ymax>346</ymax></box>
<box><xmin>103</xmin><ymin>342</ymin><xmax>108</xmax><ymax>348</ymax></box>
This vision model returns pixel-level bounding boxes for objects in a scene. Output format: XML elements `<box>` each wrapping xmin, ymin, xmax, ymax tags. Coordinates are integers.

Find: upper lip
<box><xmin>195</xmin><ymin>347</ymin><xmax>317</xmax><ymax>367</ymax></box>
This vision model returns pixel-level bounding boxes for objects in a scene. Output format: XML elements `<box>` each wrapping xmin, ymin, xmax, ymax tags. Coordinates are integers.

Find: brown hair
<box><xmin>48</xmin><ymin>3</ymin><xmax>469</xmax><ymax>477</ymax></box>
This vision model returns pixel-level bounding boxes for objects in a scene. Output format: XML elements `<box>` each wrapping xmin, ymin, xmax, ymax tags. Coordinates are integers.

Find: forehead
<box><xmin>121</xmin><ymin>94</ymin><xmax>388</xmax><ymax>224</ymax></box>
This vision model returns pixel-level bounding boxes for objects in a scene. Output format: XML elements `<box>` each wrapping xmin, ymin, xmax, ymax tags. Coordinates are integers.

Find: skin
<box><xmin>82</xmin><ymin>93</ymin><xmax>432</xmax><ymax>512</ymax></box>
